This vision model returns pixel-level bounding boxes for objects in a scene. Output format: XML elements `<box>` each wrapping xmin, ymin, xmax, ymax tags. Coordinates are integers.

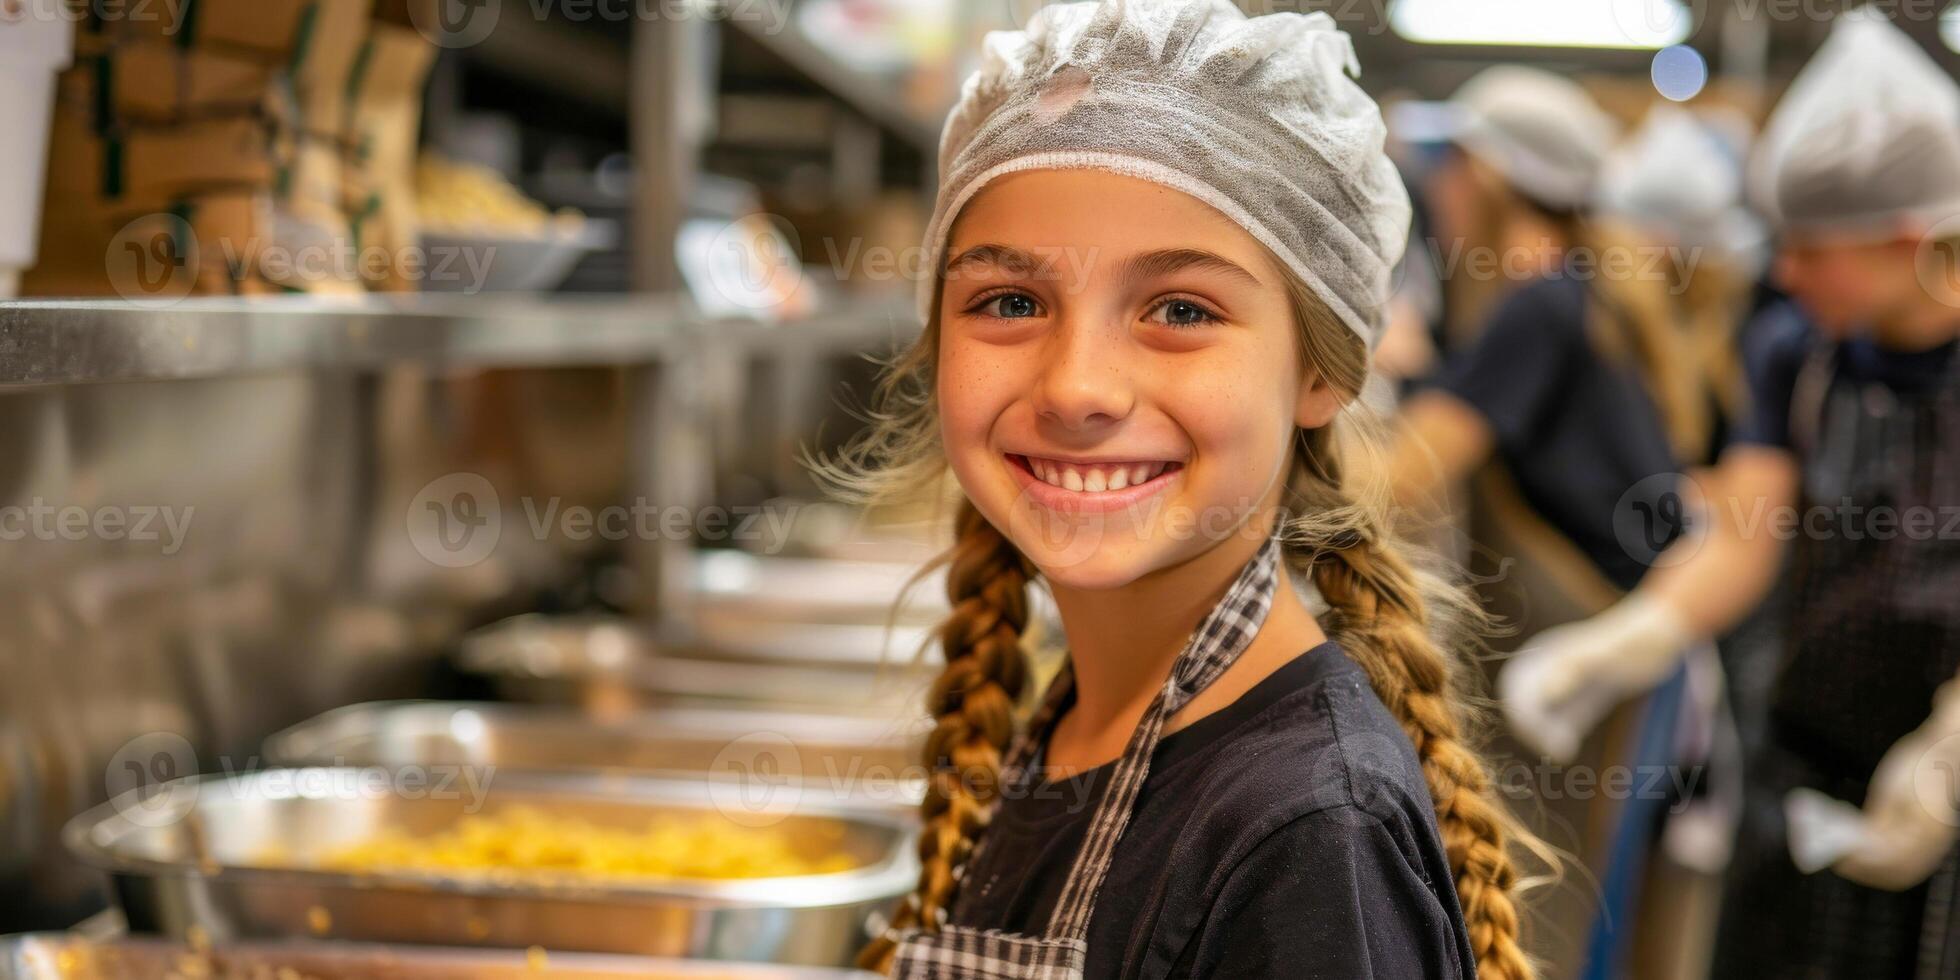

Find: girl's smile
<box><xmin>1003</xmin><ymin>453</ymin><xmax>1184</xmax><ymax>513</ymax></box>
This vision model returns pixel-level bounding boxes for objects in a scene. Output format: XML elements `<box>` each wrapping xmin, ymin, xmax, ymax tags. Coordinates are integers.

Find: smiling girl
<box><xmin>827</xmin><ymin>3</ymin><xmax>1539</xmax><ymax>978</ymax></box>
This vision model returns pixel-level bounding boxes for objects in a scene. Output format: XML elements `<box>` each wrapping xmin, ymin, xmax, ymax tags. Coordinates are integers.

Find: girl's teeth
<box><xmin>1022</xmin><ymin>456</ymin><xmax>1173</xmax><ymax>493</ymax></box>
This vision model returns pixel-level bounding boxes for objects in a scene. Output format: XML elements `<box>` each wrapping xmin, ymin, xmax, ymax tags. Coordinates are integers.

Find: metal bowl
<box><xmin>262</xmin><ymin>702</ymin><xmax>924</xmax><ymax>810</ymax></box>
<box><xmin>0</xmin><ymin>933</ymin><xmax>883</xmax><ymax>979</ymax></box>
<box><xmin>63</xmin><ymin>769</ymin><xmax>915</xmax><ymax>967</ymax></box>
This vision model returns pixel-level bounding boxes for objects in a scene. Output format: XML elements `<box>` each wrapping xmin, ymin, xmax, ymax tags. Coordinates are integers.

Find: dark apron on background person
<box><xmin>886</xmin><ymin>537</ymin><xmax>1281</xmax><ymax>980</ymax></box>
<box><xmin>1714</xmin><ymin>342</ymin><xmax>1960</xmax><ymax>979</ymax></box>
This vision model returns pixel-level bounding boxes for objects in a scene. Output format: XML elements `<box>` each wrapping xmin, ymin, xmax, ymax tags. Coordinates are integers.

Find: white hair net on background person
<box><xmin>1446</xmin><ymin>65</ymin><xmax>1620</xmax><ymax>213</ymax></box>
<box><xmin>1596</xmin><ymin>105</ymin><xmax>1766</xmax><ymax>269</ymax></box>
<box><xmin>1751</xmin><ymin>7</ymin><xmax>1960</xmax><ymax>234</ymax></box>
<box><xmin>921</xmin><ymin>0</ymin><xmax>1410</xmax><ymax>347</ymax></box>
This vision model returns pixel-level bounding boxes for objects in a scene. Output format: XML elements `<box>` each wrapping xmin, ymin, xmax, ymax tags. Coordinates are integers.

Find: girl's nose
<box><xmin>1031</xmin><ymin>317</ymin><xmax>1135</xmax><ymax>431</ymax></box>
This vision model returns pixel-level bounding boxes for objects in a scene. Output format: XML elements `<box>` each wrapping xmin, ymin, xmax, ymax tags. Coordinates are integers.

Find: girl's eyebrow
<box><xmin>1119</xmin><ymin>248</ymin><xmax>1263</xmax><ymax>288</ymax></box>
<box><xmin>943</xmin><ymin>243</ymin><xmax>1049</xmax><ymax>279</ymax></box>
<box><xmin>942</xmin><ymin>244</ymin><xmax>1262</xmax><ymax>288</ymax></box>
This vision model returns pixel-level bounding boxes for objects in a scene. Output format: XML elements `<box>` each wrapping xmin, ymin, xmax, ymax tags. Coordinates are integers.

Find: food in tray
<box><xmin>49</xmin><ymin>943</ymin><xmax>319</xmax><ymax>980</ymax></box>
<box><xmin>415</xmin><ymin>155</ymin><xmax>584</xmax><ymax>238</ymax></box>
<box><xmin>26</xmin><ymin>933</ymin><xmax>876</xmax><ymax>980</ymax></box>
<box><xmin>312</xmin><ymin>805</ymin><xmax>861</xmax><ymax>882</ymax></box>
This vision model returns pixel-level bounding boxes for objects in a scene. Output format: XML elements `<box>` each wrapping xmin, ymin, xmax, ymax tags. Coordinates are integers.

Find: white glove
<box><xmin>1498</xmin><ymin>594</ymin><xmax>1694</xmax><ymax>763</ymax></box>
<box><xmin>1831</xmin><ymin>678</ymin><xmax>1960</xmax><ymax>890</ymax></box>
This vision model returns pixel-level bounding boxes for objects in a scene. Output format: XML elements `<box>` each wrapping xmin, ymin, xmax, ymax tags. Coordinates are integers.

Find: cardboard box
<box><xmin>123</xmin><ymin>115</ymin><xmax>275</xmax><ymax>200</ymax></box>
<box><xmin>42</xmin><ymin>84</ymin><xmax>109</xmax><ymax>197</ymax></box>
<box><xmin>107</xmin><ymin>40</ymin><xmax>276</xmax><ymax>122</ymax></box>
<box><xmin>105</xmin><ymin>189</ymin><xmax>272</xmax><ymax>296</ymax></box>
<box><xmin>28</xmin><ymin>0</ymin><xmax>407</xmax><ymax>297</ymax></box>
<box><xmin>290</xmin><ymin>0</ymin><xmax>374</xmax><ymax>140</ymax></box>
<box><xmin>25</xmin><ymin>185</ymin><xmax>278</xmax><ymax>298</ymax></box>
<box><xmin>46</xmin><ymin>62</ymin><xmax>277</xmax><ymax>197</ymax></box>
<box><xmin>97</xmin><ymin>0</ymin><xmax>315</xmax><ymax>62</ymax></box>
<box><xmin>342</xmin><ymin>22</ymin><xmax>433</xmax><ymax>292</ymax></box>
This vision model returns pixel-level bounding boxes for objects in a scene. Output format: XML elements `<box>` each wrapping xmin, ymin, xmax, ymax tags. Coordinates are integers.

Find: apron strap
<box><xmin>1788</xmin><ymin>344</ymin><xmax>1836</xmax><ymax>460</ymax></box>
<box><xmin>1037</xmin><ymin>534</ymin><xmax>1284</xmax><ymax>940</ymax></box>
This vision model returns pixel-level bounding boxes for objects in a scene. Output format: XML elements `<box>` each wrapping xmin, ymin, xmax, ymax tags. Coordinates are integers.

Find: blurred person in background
<box><xmin>1497</xmin><ymin>10</ymin><xmax>1960</xmax><ymax>977</ymax></box>
<box><xmin>1393</xmin><ymin>69</ymin><xmax>1758</xmax><ymax>975</ymax></box>
<box><xmin>1420</xmin><ymin>66</ymin><xmax>1618</xmax><ymax>352</ymax></box>
<box><xmin>1391</xmin><ymin>66</ymin><xmax>1741</xmax><ymax>610</ymax></box>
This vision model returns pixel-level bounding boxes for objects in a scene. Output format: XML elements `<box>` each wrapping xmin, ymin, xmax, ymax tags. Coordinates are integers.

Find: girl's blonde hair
<box><xmin>826</xmin><ymin>257</ymin><xmax>1547</xmax><ymax>980</ymax></box>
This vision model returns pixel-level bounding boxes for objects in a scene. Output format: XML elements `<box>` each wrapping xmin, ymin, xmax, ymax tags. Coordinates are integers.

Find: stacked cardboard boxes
<box><xmin>25</xmin><ymin>0</ymin><xmax>436</xmax><ymax>299</ymax></box>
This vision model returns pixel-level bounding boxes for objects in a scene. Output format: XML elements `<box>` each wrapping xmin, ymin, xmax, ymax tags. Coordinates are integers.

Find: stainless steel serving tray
<box><xmin>0</xmin><ymin>933</ymin><xmax>884</xmax><ymax>979</ymax></box>
<box><xmin>63</xmin><ymin>770</ymin><xmax>915</xmax><ymax>967</ymax></box>
<box><xmin>263</xmin><ymin>702</ymin><xmax>924</xmax><ymax>808</ymax></box>
<box><xmin>454</xmin><ymin>616</ymin><xmax>932</xmax><ymax>719</ymax></box>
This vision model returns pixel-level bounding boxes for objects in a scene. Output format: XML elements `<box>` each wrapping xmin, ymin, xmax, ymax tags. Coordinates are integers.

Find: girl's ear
<box><xmin>1294</xmin><ymin>373</ymin><xmax>1344</xmax><ymax>430</ymax></box>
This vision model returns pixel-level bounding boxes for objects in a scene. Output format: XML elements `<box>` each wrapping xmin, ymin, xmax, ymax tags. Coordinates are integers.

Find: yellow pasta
<box><xmin>317</xmin><ymin>805</ymin><xmax>860</xmax><ymax>882</ymax></box>
<box><xmin>416</xmin><ymin>155</ymin><xmax>584</xmax><ymax>238</ymax></box>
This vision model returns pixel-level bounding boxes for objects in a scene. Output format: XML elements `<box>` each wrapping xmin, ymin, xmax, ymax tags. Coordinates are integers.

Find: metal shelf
<box><xmin>724</xmin><ymin>16</ymin><xmax>942</xmax><ymax>153</ymax></box>
<box><xmin>0</xmin><ymin>295</ymin><xmax>919</xmax><ymax>387</ymax></box>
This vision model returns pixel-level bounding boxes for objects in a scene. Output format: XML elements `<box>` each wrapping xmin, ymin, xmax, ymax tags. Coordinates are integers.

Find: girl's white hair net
<box><xmin>921</xmin><ymin>0</ymin><xmax>1410</xmax><ymax>347</ymax></box>
<box><xmin>1751</xmin><ymin>7</ymin><xmax>1960</xmax><ymax>234</ymax></box>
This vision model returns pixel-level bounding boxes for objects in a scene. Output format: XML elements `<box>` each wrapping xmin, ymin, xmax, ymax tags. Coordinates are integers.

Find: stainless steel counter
<box><xmin>0</xmin><ymin>296</ymin><xmax>918</xmax><ymax>386</ymax></box>
<box><xmin>0</xmin><ymin>296</ymin><xmax>922</xmax><ymax>931</ymax></box>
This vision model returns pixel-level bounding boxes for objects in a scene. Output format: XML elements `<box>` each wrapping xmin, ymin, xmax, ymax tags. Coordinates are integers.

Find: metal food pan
<box><xmin>458</xmin><ymin>611</ymin><xmax>935</xmax><ymax>674</ymax></box>
<box><xmin>263</xmin><ymin>702</ymin><xmax>923</xmax><ymax>808</ymax></box>
<box><xmin>63</xmin><ymin>770</ymin><xmax>915</xmax><ymax>967</ymax></box>
<box><xmin>454</xmin><ymin>616</ymin><xmax>932</xmax><ymax>719</ymax></box>
<box><xmin>0</xmin><ymin>933</ymin><xmax>884</xmax><ymax>979</ymax></box>
<box><xmin>688</xmin><ymin>552</ymin><xmax>948</xmax><ymax>627</ymax></box>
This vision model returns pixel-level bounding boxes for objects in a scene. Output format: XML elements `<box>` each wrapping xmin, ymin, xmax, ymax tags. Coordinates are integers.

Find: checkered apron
<box><xmin>889</xmin><ymin>535</ymin><xmax>1283</xmax><ymax>980</ymax></box>
<box><xmin>1713</xmin><ymin>343</ymin><xmax>1960</xmax><ymax>978</ymax></box>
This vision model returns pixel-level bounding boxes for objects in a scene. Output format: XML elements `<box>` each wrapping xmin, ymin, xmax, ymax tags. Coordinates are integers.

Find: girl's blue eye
<box><xmin>980</xmin><ymin>293</ymin><xmax>1040</xmax><ymax>318</ymax></box>
<box><xmin>1147</xmin><ymin>298</ymin><xmax>1218</xmax><ymax>327</ymax></box>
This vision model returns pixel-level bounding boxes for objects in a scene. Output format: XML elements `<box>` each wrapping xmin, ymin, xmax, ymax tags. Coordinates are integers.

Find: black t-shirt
<box><xmin>1734</xmin><ymin>299</ymin><xmax>1959</xmax><ymax>450</ymax></box>
<box><xmin>1431</xmin><ymin>274</ymin><xmax>1696</xmax><ymax>591</ymax></box>
<box><xmin>949</xmin><ymin>642</ymin><xmax>1477</xmax><ymax>980</ymax></box>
